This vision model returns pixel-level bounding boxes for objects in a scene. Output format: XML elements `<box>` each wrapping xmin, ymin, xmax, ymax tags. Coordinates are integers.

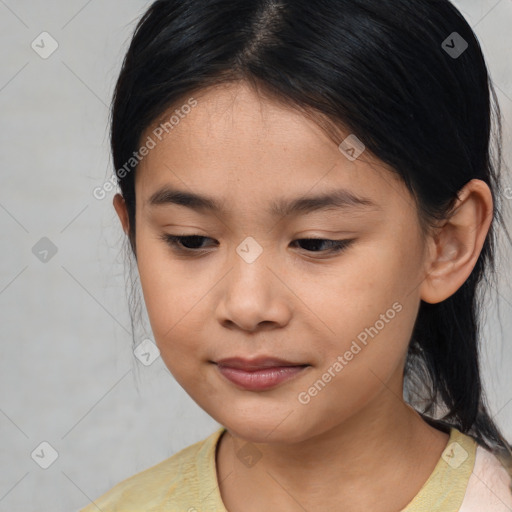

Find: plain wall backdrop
<box><xmin>0</xmin><ymin>1</ymin><xmax>511</xmax><ymax>510</ymax></box>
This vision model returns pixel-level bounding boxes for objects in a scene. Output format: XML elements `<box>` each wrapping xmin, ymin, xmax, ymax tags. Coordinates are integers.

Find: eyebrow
<box><xmin>146</xmin><ymin>185</ymin><xmax>381</xmax><ymax>217</ymax></box>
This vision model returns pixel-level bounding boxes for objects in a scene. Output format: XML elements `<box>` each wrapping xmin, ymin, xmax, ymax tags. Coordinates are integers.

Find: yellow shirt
<box><xmin>79</xmin><ymin>425</ymin><xmax>512</xmax><ymax>512</ymax></box>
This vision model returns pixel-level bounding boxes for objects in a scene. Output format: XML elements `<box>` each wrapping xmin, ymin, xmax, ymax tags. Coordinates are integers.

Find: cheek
<box><xmin>293</xmin><ymin>239</ymin><xmax>417</xmax><ymax>340</ymax></box>
<box><xmin>294</xmin><ymin>239</ymin><xmax>421</xmax><ymax>386</ymax></box>
<box><xmin>292</xmin><ymin>297</ymin><xmax>418</xmax><ymax>438</ymax></box>
<box><xmin>135</xmin><ymin>238</ymin><xmax>207</xmax><ymax>368</ymax></box>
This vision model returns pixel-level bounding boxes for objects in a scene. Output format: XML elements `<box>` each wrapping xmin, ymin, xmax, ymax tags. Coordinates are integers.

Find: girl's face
<box><xmin>117</xmin><ymin>81</ymin><xmax>432</xmax><ymax>444</ymax></box>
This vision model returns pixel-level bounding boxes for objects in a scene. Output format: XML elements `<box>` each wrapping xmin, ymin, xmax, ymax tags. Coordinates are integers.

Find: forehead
<box><xmin>135</xmin><ymin>82</ymin><xmax>409</xmax><ymax>216</ymax></box>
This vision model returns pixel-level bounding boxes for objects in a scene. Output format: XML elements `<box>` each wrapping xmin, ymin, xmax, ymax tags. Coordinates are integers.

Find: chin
<box><xmin>218</xmin><ymin>414</ymin><xmax>311</xmax><ymax>445</ymax></box>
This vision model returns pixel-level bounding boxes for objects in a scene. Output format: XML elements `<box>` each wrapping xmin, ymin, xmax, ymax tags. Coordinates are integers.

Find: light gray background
<box><xmin>0</xmin><ymin>1</ymin><xmax>511</xmax><ymax>511</ymax></box>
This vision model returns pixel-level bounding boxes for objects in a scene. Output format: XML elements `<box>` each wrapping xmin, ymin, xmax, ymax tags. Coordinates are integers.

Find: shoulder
<box><xmin>459</xmin><ymin>443</ymin><xmax>512</xmax><ymax>512</ymax></box>
<box><xmin>78</xmin><ymin>427</ymin><xmax>226</xmax><ymax>512</ymax></box>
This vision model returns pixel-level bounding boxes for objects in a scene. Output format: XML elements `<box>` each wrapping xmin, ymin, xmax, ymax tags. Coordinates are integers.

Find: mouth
<box><xmin>213</xmin><ymin>356</ymin><xmax>310</xmax><ymax>371</ymax></box>
<box><xmin>212</xmin><ymin>356</ymin><xmax>311</xmax><ymax>391</ymax></box>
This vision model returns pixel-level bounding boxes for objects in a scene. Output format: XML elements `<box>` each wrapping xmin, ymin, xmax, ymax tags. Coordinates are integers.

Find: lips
<box><xmin>214</xmin><ymin>356</ymin><xmax>309</xmax><ymax>371</ymax></box>
<box><xmin>213</xmin><ymin>356</ymin><xmax>311</xmax><ymax>391</ymax></box>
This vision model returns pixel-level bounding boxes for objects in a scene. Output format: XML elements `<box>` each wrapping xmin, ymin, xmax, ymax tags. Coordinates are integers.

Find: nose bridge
<box><xmin>235</xmin><ymin>235</ymin><xmax>266</xmax><ymax>266</ymax></box>
<box><xmin>228</xmin><ymin>234</ymin><xmax>273</xmax><ymax>300</ymax></box>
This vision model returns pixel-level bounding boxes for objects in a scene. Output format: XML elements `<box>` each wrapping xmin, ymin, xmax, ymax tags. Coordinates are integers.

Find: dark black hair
<box><xmin>109</xmin><ymin>0</ymin><xmax>512</xmax><ymax>467</ymax></box>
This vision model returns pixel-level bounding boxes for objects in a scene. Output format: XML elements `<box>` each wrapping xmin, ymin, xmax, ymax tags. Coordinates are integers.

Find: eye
<box><xmin>159</xmin><ymin>234</ymin><xmax>354</xmax><ymax>255</ymax></box>
<box><xmin>291</xmin><ymin>238</ymin><xmax>354</xmax><ymax>254</ymax></box>
<box><xmin>159</xmin><ymin>234</ymin><xmax>215</xmax><ymax>251</ymax></box>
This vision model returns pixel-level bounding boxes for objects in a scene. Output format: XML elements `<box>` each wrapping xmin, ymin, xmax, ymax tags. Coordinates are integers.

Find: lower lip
<box><xmin>215</xmin><ymin>364</ymin><xmax>309</xmax><ymax>390</ymax></box>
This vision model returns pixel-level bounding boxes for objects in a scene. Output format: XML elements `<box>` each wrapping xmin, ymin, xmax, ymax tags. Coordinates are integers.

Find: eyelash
<box><xmin>159</xmin><ymin>234</ymin><xmax>355</xmax><ymax>256</ymax></box>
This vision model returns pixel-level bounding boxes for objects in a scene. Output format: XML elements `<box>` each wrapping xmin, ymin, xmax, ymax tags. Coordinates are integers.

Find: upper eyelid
<box><xmin>164</xmin><ymin>234</ymin><xmax>348</xmax><ymax>242</ymax></box>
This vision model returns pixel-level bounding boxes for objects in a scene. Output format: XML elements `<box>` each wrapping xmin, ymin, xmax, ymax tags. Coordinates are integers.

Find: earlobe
<box><xmin>419</xmin><ymin>179</ymin><xmax>493</xmax><ymax>304</ymax></box>
<box><xmin>113</xmin><ymin>193</ymin><xmax>130</xmax><ymax>235</ymax></box>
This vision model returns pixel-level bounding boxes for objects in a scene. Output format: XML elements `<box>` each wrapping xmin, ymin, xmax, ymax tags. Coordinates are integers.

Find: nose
<box><xmin>215</xmin><ymin>243</ymin><xmax>292</xmax><ymax>332</ymax></box>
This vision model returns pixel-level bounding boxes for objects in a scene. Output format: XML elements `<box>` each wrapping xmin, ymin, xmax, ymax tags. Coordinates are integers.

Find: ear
<box><xmin>419</xmin><ymin>179</ymin><xmax>493</xmax><ymax>304</ymax></box>
<box><xmin>113</xmin><ymin>193</ymin><xmax>130</xmax><ymax>235</ymax></box>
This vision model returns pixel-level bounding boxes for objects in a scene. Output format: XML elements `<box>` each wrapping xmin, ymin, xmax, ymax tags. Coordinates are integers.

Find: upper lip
<box><xmin>214</xmin><ymin>356</ymin><xmax>309</xmax><ymax>370</ymax></box>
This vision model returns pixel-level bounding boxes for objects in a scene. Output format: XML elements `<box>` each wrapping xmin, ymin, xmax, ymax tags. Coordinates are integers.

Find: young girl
<box><xmin>81</xmin><ymin>0</ymin><xmax>512</xmax><ymax>510</ymax></box>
